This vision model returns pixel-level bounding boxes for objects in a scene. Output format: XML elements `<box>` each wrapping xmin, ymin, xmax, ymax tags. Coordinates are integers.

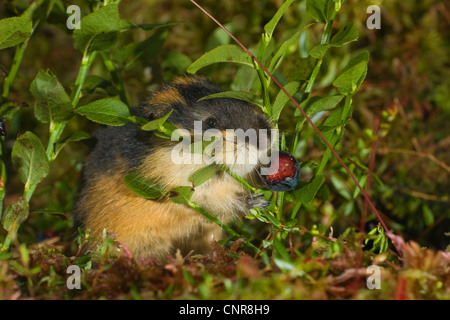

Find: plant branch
<box><xmin>1</xmin><ymin>41</ymin><xmax>28</xmax><ymax>100</ymax></box>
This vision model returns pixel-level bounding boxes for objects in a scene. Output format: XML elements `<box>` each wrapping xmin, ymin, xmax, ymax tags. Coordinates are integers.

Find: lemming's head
<box><xmin>137</xmin><ymin>77</ymin><xmax>275</xmax><ymax>177</ymax></box>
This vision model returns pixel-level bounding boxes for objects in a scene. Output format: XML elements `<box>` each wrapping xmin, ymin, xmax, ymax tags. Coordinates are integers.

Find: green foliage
<box><xmin>366</xmin><ymin>224</ymin><xmax>389</xmax><ymax>254</ymax></box>
<box><xmin>76</xmin><ymin>98</ymin><xmax>130</xmax><ymax>126</ymax></box>
<box><xmin>0</xmin><ymin>16</ymin><xmax>32</xmax><ymax>50</ymax></box>
<box><xmin>333</xmin><ymin>51</ymin><xmax>369</xmax><ymax>95</ymax></box>
<box><xmin>168</xmin><ymin>186</ymin><xmax>195</xmax><ymax>205</ymax></box>
<box><xmin>292</xmin><ymin>173</ymin><xmax>325</xmax><ymax>204</ymax></box>
<box><xmin>200</xmin><ymin>91</ymin><xmax>263</xmax><ymax>110</ymax></box>
<box><xmin>123</xmin><ymin>172</ymin><xmax>165</xmax><ymax>200</ymax></box>
<box><xmin>309</xmin><ymin>22</ymin><xmax>358</xmax><ymax>58</ymax></box>
<box><xmin>272</xmin><ymin>81</ymin><xmax>300</xmax><ymax>123</ymax></box>
<box><xmin>140</xmin><ymin>109</ymin><xmax>178</xmax><ymax>138</ymax></box>
<box><xmin>188</xmin><ymin>164</ymin><xmax>220</xmax><ymax>187</ymax></box>
<box><xmin>30</xmin><ymin>70</ymin><xmax>73</xmax><ymax>124</ymax></box>
<box><xmin>187</xmin><ymin>44</ymin><xmax>254</xmax><ymax>74</ymax></box>
<box><xmin>296</xmin><ymin>94</ymin><xmax>344</xmax><ymax>118</ymax></box>
<box><xmin>0</xmin><ymin>0</ymin><xmax>448</xmax><ymax>300</ymax></box>
<box><xmin>306</xmin><ymin>0</ymin><xmax>336</xmax><ymax>23</ymax></box>
<box><xmin>2</xmin><ymin>198</ymin><xmax>29</xmax><ymax>245</ymax></box>
<box><xmin>11</xmin><ymin>131</ymin><xmax>49</xmax><ymax>196</ymax></box>
<box><xmin>0</xmin><ymin>0</ymin><xmax>171</xmax><ymax>253</ymax></box>
<box><xmin>73</xmin><ymin>3</ymin><xmax>121</xmax><ymax>53</ymax></box>
<box><xmin>184</xmin><ymin>0</ymin><xmax>370</xmax><ymax>260</ymax></box>
<box><xmin>264</xmin><ymin>0</ymin><xmax>296</xmax><ymax>38</ymax></box>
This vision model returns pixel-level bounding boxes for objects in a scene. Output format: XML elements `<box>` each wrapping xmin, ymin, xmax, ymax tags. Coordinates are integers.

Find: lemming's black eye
<box><xmin>204</xmin><ymin>117</ymin><xmax>219</xmax><ymax>129</ymax></box>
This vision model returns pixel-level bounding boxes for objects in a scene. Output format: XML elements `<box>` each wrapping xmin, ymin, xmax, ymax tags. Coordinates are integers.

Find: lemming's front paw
<box><xmin>247</xmin><ymin>193</ymin><xmax>269</xmax><ymax>210</ymax></box>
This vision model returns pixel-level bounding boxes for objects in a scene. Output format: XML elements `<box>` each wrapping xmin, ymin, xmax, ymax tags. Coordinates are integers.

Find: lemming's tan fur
<box><xmin>75</xmin><ymin>77</ymin><xmax>271</xmax><ymax>260</ymax></box>
<box><xmin>81</xmin><ymin>154</ymin><xmax>248</xmax><ymax>260</ymax></box>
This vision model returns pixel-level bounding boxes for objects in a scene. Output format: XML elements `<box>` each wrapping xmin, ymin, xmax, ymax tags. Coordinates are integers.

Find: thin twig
<box><xmin>398</xmin><ymin>189</ymin><xmax>449</xmax><ymax>202</ymax></box>
<box><xmin>377</xmin><ymin>147</ymin><xmax>450</xmax><ymax>174</ymax></box>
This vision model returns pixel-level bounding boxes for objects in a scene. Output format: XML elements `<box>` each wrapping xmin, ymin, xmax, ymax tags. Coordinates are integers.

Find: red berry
<box><xmin>262</xmin><ymin>151</ymin><xmax>300</xmax><ymax>191</ymax></box>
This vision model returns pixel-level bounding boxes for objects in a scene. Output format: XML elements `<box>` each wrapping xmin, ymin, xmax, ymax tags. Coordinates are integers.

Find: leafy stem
<box><xmin>46</xmin><ymin>50</ymin><xmax>97</xmax><ymax>163</ymax></box>
<box><xmin>1</xmin><ymin>41</ymin><xmax>28</xmax><ymax>101</ymax></box>
<box><xmin>71</xmin><ymin>50</ymin><xmax>98</xmax><ymax>108</ymax></box>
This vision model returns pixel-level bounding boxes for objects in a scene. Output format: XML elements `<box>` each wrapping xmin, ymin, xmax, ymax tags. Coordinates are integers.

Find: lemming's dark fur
<box><xmin>74</xmin><ymin>76</ymin><xmax>271</xmax><ymax>260</ymax></box>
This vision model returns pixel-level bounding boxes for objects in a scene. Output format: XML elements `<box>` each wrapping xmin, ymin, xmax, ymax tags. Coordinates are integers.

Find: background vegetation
<box><xmin>0</xmin><ymin>0</ymin><xmax>448</xmax><ymax>299</ymax></box>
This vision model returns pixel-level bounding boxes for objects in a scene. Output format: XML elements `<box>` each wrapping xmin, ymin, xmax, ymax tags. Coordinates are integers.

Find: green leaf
<box><xmin>309</xmin><ymin>22</ymin><xmax>358</xmax><ymax>58</ymax></box>
<box><xmin>1</xmin><ymin>198</ymin><xmax>29</xmax><ymax>239</ymax></box>
<box><xmin>272</xmin><ymin>81</ymin><xmax>300</xmax><ymax>122</ymax></box>
<box><xmin>306</xmin><ymin>0</ymin><xmax>335</xmax><ymax>23</ymax></box>
<box><xmin>141</xmin><ymin>121</ymin><xmax>162</xmax><ymax>132</ymax></box>
<box><xmin>199</xmin><ymin>91</ymin><xmax>263</xmax><ymax>108</ymax></box>
<box><xmin>264</xmin><ymin>0</ymin><xmax>296</xmax><ymax>38</ymax></box>
<box><xmin>309</xmin><ymin>43</ymin><xmax>339</xmax><ymax>60</ymax></box>
<box><xmin>295</xmin><ymin>94</ymin><xmax>344</xmax><ymax>117</ymax></box>
<box><xmin>124</xmin><ymin>172</ymin><xmax>165</xmax><ymax>199</ymax></box>
<box><xmin>73</xmin><ymin>4</ymin><xmax>120</xmax><ymax>53</ymax></box>
<box><xmin>422</xmin><ymin>205</ymin><xmax>434</xmax><ymax>227</ymax></box>
<box><xmin>183</xmin><ymin>268</ymin><xmax>195</xmax><ymax>286</ymax></box>
<box><xmin>76</xmin><ymin>98</ymin><xmax>130</xmax><ymax>126</ymax></box>
<box><xmin>319</xmin><ymin>107</ymin><xmax>346</xmax><ymax>143</ymax></box>
<box><xmin>187</xmin><ymin>44</ymin><xmax>253</xmax><ymax>74</ymax></box>
<box><xmin>273</xmin><ymin>257</ymin><xmax>303</xmax><ymax>275</ymax></box>
<box><xmin>289</xmin><ymin>56</ymin><xmax>316</xmax><ymax>81</ymax></box>
<box><xmin>189</xmin><ymin>139</ymin><xmax>216</xmax><ymax>155</ymax></box>
<box><xmin>352</xmin><ymin>175</ymin><xmax>367</xmax><ymax>199</ymax></box>
<box><xmin>329</xmin><ymin>22</ymin><xmax>359</xmax><ymax>46</ymax></box>
<box><xmin>330</xmin><ymin>175</ymin><xmax>351</xmax><ymax>200</ymax></box>
<box><xmin>30</xmin><ymin>70</ymin><xmax>73</xmax><ymax>124</ymax></box>
<box><xmin>188</xmin><ymin>165</ymin><xmax>219</xmax><ymax>187</ymax></box>
<box><xmin>140</xmin><ymin>112</ymin><xmax>171</xmax><ymax>132</ymax></box>
<box><xmin>269</xmin><ymin>30</ymin><xmax>301</xmax><ymax>72</ymax></box>
<box><xmin>0</xmin><ymin>17</ymin><xmax>32</xmax><ymax>50</ymax></box>
<box><xmin>140</xmin><ymin>110</ymin><xmax>177</xmax><ymax>139</ymax></box>
<box><xmin>168</xmin><ymin>186</ymin><xmax>195</xmax><ymax>205</ymax></box>
<box><xmin>11</xmin><ymin>131</ymin><xmax>49</xmax><ymax>189</ymax></box>
<box><xmin>292</xmin><ymin>173</ymin><xmax>325</xmax><ymax>203</ymax></box>
<box><xmin>268</xmin><ymin>23</ymin><xmax>314</xmax><ymax>72</ymax></box>
<box><xmin>273</xmin><ymin>237</ymin><xmax>292</xmax><ymax>261</ymax></box>
<box><xmin>322</xmin><ymin>104</ymin><xmax>344</xmax><ymax>127</ymax></box>
<box><xmin>333</xmin><ymin>51</ymin><xmax>369</xmax><ymax>95</ymax></box>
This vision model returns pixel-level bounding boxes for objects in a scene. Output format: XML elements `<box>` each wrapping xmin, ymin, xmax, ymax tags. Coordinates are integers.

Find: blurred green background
<box><xmin>0</xmin><ymin>0</ymin><xmax>449</xmax><ymax>251</ymax></box>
